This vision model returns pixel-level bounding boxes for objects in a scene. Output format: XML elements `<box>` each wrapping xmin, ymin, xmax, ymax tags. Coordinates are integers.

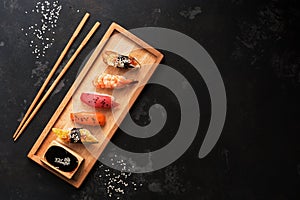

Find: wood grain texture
<box><xmin>28</xmin><ymin>22</ymin><xmax>163</xmax><ymax>188</ymax></box>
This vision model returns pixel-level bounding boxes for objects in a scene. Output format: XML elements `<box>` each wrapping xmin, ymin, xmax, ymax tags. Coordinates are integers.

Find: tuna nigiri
<box><xmin>80</xmin><ymin>92</ymin><xmax>119</xmax><ymax>109</ymax></box>
<box><xmin>93</xmin><ymin>73</ymin><xmax>138</xmax><ymax>89</ymax></box>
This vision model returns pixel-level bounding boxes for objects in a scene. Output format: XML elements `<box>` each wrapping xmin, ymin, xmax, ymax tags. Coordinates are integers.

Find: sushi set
<box><xmin>28</xmin><ymin>22</ymin><xmax>163</xmax><ymax>188</ymax></box>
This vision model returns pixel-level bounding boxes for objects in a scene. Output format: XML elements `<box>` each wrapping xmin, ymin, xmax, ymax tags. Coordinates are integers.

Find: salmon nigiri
<box><xmin>70</xmin><ymin>112</ymin><xmax>106</xmax><ymax>126</ymax></box>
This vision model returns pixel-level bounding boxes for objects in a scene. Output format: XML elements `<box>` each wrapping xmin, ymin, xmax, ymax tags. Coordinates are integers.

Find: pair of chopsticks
<box><xmin>13</xmin><ymin>13</ymin><xmax>100</xmax><ymax>141</ymax></box>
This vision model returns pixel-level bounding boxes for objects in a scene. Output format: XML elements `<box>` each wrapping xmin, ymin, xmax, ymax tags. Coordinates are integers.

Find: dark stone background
<box><xmin>0</xmin><ymin>0</ymin><xmax>299</xmax><ymax>199</ymax></box>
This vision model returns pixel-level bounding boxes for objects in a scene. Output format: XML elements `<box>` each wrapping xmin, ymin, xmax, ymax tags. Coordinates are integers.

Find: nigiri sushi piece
<box><xmin>80</xmin><ymin>92</ymin><xmax>119</xmax><ymax>109</ymax></box>
<box><xmin>52</xmin><ymin>128</ymin><xmax>98</xmax><ymax>143</ymax></box>
<box><xmin>93</xmin><ymin>73</ymin><xmax>138</xmax><ymax>89</ymax></box>
<box><xmin>70</xmin><ymin>112</ymin><xmax>106</xmax><ymax>126</ymax></box>
<box><xmin>102</xmin><ymin>51</ymin><xmax>141</xmax><ymax>69</ymax></box>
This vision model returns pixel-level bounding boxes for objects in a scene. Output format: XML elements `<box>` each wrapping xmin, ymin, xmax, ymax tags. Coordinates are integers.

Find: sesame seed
<box><xmin>21</xmin><ymin>1</ymin><xmax>63</xmax><ymax>60</ymax></box>
<box><xmin>95</xmin><ymin>157</ymin><xmax>145</xmax><ymax>199</ymax></box>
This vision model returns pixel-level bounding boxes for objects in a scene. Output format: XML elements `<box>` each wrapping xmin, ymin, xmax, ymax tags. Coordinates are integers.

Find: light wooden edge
<box><xmin>27</xmin><ymin>22</ymin><xmax>117</xmax><ymax>188</ymax></box>
<box><xmin>27</xmin><ymin>22</ymin><xmax>164</xmax><ymax>188</ymax></box>
<box><xmin>110</xmin><ymin>22</ymin><xmax>164</xmax><ymax>61</ymax></box>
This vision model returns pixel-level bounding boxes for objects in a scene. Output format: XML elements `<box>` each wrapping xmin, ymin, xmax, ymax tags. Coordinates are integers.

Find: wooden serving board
<box><xmin>28</xmin><ymin>22</ymin><xmax>163</xmax><ymax>188</ymax></box>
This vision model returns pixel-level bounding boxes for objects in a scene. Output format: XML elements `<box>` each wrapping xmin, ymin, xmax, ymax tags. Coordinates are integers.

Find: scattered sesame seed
<box><xmin>21</xmin><ymin>1</ymin><xmax>63</xmax><ymax>59</ymax></box>
<box><xmin>97</xmin><ymin>158</ymin><xmax>144</xmax><ymax>199</ymax></box>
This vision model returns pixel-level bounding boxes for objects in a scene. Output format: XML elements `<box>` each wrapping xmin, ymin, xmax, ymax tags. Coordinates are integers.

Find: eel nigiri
<box><xmin>52</xmin><ymin>128</ymin><xmax>98</xmax><ymax>143</ymax></box>
<box><xmin>102</xmin><ymin>51</ymin><xmax>141</xmax><ymax>69</ymax></box>
<box><xmin>80</xmin><ymin>92</ymin><xmax>119</xmax><ymax>109</ymax></box>
<box><xmin>70</xmin><ymin>112</ymin><xmax>106</xmax><ymax>126</ymax></box>
<box><xmin>93</xmin><ymin>73</ymin><xmax>138</xmax><ymax>89</ymax></box>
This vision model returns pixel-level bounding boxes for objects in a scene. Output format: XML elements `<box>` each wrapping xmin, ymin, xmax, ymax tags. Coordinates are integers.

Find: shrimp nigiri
<box><xmin>102</xmin><ymin>51</ymin><xmax>141</xmax><ymax>69</ymax></box>
<box><xmin>93</xmin><ymin>73</ymin><xmax>138</xmax><ymax>89</ymax></box>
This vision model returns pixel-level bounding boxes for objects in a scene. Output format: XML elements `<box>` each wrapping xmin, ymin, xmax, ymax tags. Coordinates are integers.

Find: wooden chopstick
<box><xmin>13</xmin><ymin>21</ymin><xmax>101</xmax><ymax>142</ymax></box>
<box><xmin>13</xmin><ymin>13</ymin><xmax>90</xmax><ymax>139</ymax></box>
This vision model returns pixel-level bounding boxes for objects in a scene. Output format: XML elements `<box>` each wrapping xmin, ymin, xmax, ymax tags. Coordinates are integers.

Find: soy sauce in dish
<box><xmin>45</xmin><ymin>145</ymin><xmax>78</xmax><ymax>172</ymax></box>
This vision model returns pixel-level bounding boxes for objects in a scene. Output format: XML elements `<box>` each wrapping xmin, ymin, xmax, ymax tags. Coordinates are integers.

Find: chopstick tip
<box><xmin>95</xmin><ymin>21</ymin><xmax>101</xmax><ymax>27</ymax></box>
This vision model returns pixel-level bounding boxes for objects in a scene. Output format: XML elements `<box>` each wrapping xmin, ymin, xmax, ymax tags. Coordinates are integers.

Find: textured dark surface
<box><xmin>1</xmin><ymin>0</ymin><xmax>300</xmax><ymax>199</ymax></box>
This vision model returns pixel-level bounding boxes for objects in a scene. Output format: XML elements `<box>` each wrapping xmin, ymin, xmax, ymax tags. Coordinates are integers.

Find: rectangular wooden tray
<box><xmin>28</xmin><ymin>22</ymin><xmax>163</xmax><ymax>188</ymax></box>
